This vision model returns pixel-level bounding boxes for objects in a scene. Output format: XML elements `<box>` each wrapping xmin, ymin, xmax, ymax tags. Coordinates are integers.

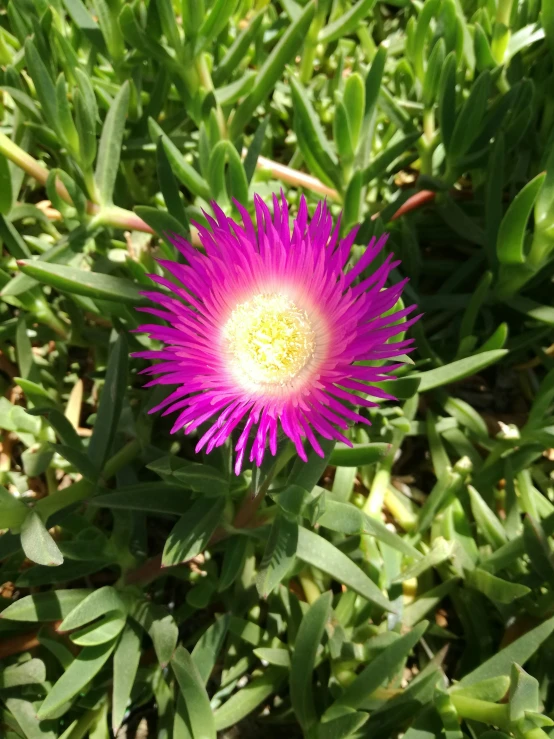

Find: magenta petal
<box><xmin>136</xmin><ymin>194</ymin><xmax>417</xmax><ymax>474</ymax></box>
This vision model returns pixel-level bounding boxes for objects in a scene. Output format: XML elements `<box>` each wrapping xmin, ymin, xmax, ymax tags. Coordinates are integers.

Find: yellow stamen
<box><xmin>224</xmin><ymin>293</ymin><xmax>315</xmax><ymax>388</ymax></box>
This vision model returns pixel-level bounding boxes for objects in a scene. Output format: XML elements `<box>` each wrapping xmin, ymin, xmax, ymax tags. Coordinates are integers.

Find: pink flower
<box><xmin>135</xmin><ymin>194</ymin><xmax>418</xmax><ymax>474</ymax></box>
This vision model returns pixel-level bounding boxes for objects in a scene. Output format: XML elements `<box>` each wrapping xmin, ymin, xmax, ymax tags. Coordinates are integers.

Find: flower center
<box><xmin>224</xmin><ymin>293</ymin><xmax>316</xmax><ymax>387</ymax></box>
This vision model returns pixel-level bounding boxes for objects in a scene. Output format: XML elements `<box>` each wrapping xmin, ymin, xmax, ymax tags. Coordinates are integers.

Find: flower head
<box><xmin>135</xmin><ymin>194</ymin><xmax>418</xmax><ymax>474</ymax></box>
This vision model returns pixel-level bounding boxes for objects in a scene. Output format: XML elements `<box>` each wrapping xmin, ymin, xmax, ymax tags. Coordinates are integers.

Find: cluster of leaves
<box><xmin>1</xmin><ymin>0</ymin><xmax>554</xmax><ymax>737</ymax></box>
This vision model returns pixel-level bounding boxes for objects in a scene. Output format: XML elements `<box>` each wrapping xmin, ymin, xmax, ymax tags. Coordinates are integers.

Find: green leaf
<box><xmin>219</xmin><ymin>535</ymin><xmax>249</xmax><ymax>591</ymax></box>
<box><xmin>94</xmin><ymin>81</ymin><xmax>129</xmax><ymax>205</ymax></box>
<box><xmin>343</xmin><ymin>169</ymin><xmax>363</xmax><ymax>229</ymax></box>
<box><xmin>131</xmin><ymin>600</ymin><xmax>178</xmax><ymax>667</ymax></box>
<box><xmin>507</xmin><ymin>24</ymin><xmax>545</xmax><ymax>62</ymax></box>
<box><xmin>319</xmin><ymin>0</ymin><xmax>376</xmax><ymax>44</ymax></box>
<box><xmin>449</xmin><ymin>71</ymin><xmax>491</xmax><ymax>161</ymax></box>
<box><xmin>451</xmin><ymin>676</ymin><xmax>510</xmax><ymax>702</ymax></box>
<box><xmin>290</xmin><ymin>591</ymin><xmax>332</xmax><ymax>730</ymax></box>
<box><xmin>55</xmin><ymin>74</ymin><xmax>79</xmax><ymax>155</ymax></box>
<box><xmin>317</xmin><ymin>496</ymin><xmax>422</xmax><ymax>559</ymax></box>
<box><xmin>0</xmin><ymin>154</ymin><xmax>13</xmax><ymax>215</ymax></box>
<box><xmin>243</xmin><ymin>116</ymin><xmax>269</xmax><ymax>184</ymax></box>
<box><xmin>171</xmin><ymin>646</ymin><xmax>217</xmax><ymax>739</ymax></box>
<box><xmin>16</xmin><ymin>559</ymin><xmax>104</xmax><ymax>587</ymax></box>
<box><xmin>288</xmin><ymin>437</ymin><xmax>336</xmax><ymax>492</ymax></box>
<box><xmin>112</xmin><ymin>622</ymin><xmax>142</xmax><ymax>734</ymax></box>
<box><xmin>5</xmin><ymin>697</ymin><xmax>56</xmax><ymax>739</ymax></box>
<box><xmin>330</xmin><ymin>621</ymin><xmax>428</xmax><ymax>710</ymax></box>
<box><xmin>148</xmin><ymin>118</ymin><xmax>211</xmax><ymax>200</ymax></box>
<box><xmin>357</xmin><ymin>45</ymin><xmax>386</xmax><ymax>168</ymax></box>
<box><xmin>61</xmin><ymin>0</ymin><xmax>104</xmax><ymax>50</ymax></box>
<box><xmin>253</xmin><ymin>647</ymin><xmax>291</xmax><ymax>667</ymax></box>
<box><xmin>172</xmin><ymin>463</ymin><xmax>229</xmax><ymax>494</ymax></box>
<box><xmin>290</xmin><ymin>76</ymin><xmax>341</xmax><ymax>189</ymax></box>
<box><xmin>22</xmin><ymin>443</ymin><xmax>55</xmax><ymax>478</ymax></box>
<box><xmin>28</xmin><ymin>407</ymin><xmax>82</xmax><ymax>450</ymax></box>
<box><xmin>0</xmin><ymin>214</ymin><xmax>32</xmax><ymax>259</ymax></box>
<box><xmin>318</xmin><ymin>711</ymin><xmax>369</xmax><ymax>739</ymax></box>
<box><xmin>25</xmin><ymin>39</ymin><xmax>59</xmax><ymax>135</ymax></box>
<box><xmin>468</xmin><ymin>485</ymin><xmax>508</xmax><ymax>549</ymax></box>
<box><xmin>393</xmin><ymin>538</ymin><xmax>454</xmax><ymax>583</ymax></box>
<box><xmin>362</xmin><ymin>133</ymin><xmax>420</xmax><ymax>185</ymax></box>
<box><xmin>0</xmin><ymin>658</ymin><xmax>46</xmax><ymax>689</ymax></box>
<box><xmin>296</xmin><ymin>527</ymin><xmax>396</xmax><ymax>613</ymax></box>
<box><xmin>333</xmin><ymin>100</ymin><xmax>354</xmax><ymax>161</ymax></box>
<box><xmin>15</xmin><ymin>377</ymin><xmax>57</xmax><ymax>409</ymax></box>
<box><xmin>214</xmin><ymin>666</ymin><xmax>287</xmax><ymax>730</ymax></box>
<box><xmin>413</xmin><ymin>0</ymin><xmax>440</xmax><ymax>81</ymax></box>
<box><xmin>51</xmin><ymin>444</ymin><xmax>99</xmax><ymax>481</ymax></box>
<box><xmin>509</xmin><ymin>664</ymin><xmax>539</xmax><ymax>722</ymax></box>
<box><xmin>214</xmin><ymin>71</ymin><xmax>255</xmax><ymax>107</ymax></box>
<box><xmin>59</xmin><ymin>586</ymin><xmax>127</xmax><ymax>630</ymax></box>
<box><xmin>134</xmin><ymin>205</ymin><xmax>189</xmax><ymax>243</ymax></box>
<box><xmin>70</xmin><ymin>612</ymin><xmax>126</xmax><ymax>645</ymax></box>
<box><xmin>90</xmin><ymin>484</ymin><xmax>189</xmax><ymax>514</ymax></box>
<box><xmin>460</xmin><ymin>614</ymin><xmax>554</xmax><ymax>685</ymax></box>
<box><xmin>0</xmin><ymin>589</ymin><xmax>91</xmax><ymax>621</ymax></box>
<box><xmin>523</xmin><ymin>516</ymin><xmax>554</xmax><ymax>585</ymax></box>
<box><xmin>207</xmin><ymin>140</ymin><xmax>249</xmax><ymax>206</ymax></box>
<box><xmin>191</xmin><ymin>615</ymin><xmax>230</xmax><ymax>684</ymax></box>
<box><xmin>442</xmin><ymin>396</ymin><xmax>488</xmax><ymax>439</ymax></box>
<box><xmin>155</xmin><ymin>0</ymin><xmax>182</xmax><ymax>56</ymax></box>
<box><xmin>213</xmin><ymin>11</ymin><xmax>264</xmax><ymax>86</ymax></box>
<box><xmin>197</xmin><ymin>0</ymin><xmax>239</xmax><ymax>51</ymax></box>
<box><xmin>466</xmin><ymin>568</ymin><xmax>530</xmax><ymax>604</ymax></box>
<box><xmin>475</xmin><ymin>22</ymin><xmax>497</xmax><ymax>71</ymax></box>
<box><xmin>162</xmin><ymin>496</ymin><xmax>226</xmax><ymax>566</ymax></box>
<box><xmin>20</xmin><ymin>510</ymin><xmax>63</xmax><ymax>567</ymax></box>
<box><xmin>403</xmin><ymin>578</ymin><xmax>459</xmax><ymax>627</ymax></box>
<box><xmin>329</xmin><ymin>442</ymin><xmax>391</xmax><ymax>467</ymax></box>
<box><xmin>16</xmin><ymin>260</ymin><xmax>143</xmax><ymax>304</ymax></box>
<box><xmin>497</xmin><ymin>173</ymin><xmax>546</xmax><ymax>265</ymax></box>
<box><xmin>423</xmin><ymin>38</ymin><xmax>445</xmax><ymax>107</ymax></box>
<box><xmin>343</xmin><ymin>73</ymin><xmax>364</xmax><ymax>149</ymax></box>
<box><xmin>438</xmin><ymin>52</ymin><xmax>457</xmax><ymax>154</ymax></box>
<box><xmin>257</xmin><ymin>515</ymin><xmax>298</xmax><ymax>598</ymax></box>
<box><xmin>37</xmin><ymin>640</ymin><xmax>117</xmax><ymax>719</ymax></box>
<box><xmin>230</xmin><ymin>1</ymin><xmax>316</xmax><ymax>138</ymax></box>
<box><xmin>155</xmin><ymin>138</ymin><xmax>189</xmax><ymax>229</ymax></box>
<box><xmin>508</xmin><ymin>296</ymin><xmax>554</xmax><ymax>325</ymax></box>
<box><xmin>0</xmin><ymin>484</ymin><xmax>27</xmax><ymax>530</ymax></box>
<box><xmin>414</xmin><ymin>351</ymin><xmax>508</xmax><ymax>392</ymax></box>
<box><xmin>87</xmin><ymin>333</ymin><xmax>128</xmax><ymax>471</ymax></box>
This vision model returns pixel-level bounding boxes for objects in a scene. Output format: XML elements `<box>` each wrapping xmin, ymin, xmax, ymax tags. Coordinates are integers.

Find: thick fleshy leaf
<box><xmin>162</xmin><ymin>496</ymin><xmax>226</xmax><ymax>566</ymax></box>
<box><xmin>297</xmin><ymin>527</ymin><xmax>396</xmax><ymax>613</ymax></box>
<box><xmin>37</xmin><ymin>639</ymin><xmax>117</xmax><ymax>719</ymax></box>
<box><xmin>291</xmin><ymin>591</ymin><xmax>332</xmax><ymax>729</ymax></box>
<box><xmin>20</xmin><ymin>510</ymin><xmax>63</xmax><ymax>567</ymax></box>
<box><xmin>94</xmin><ymin>82</ymin><xmax>129</xmax><ymax>205</ymax></box>
<box><xmin>171</xmin><ymin>646</ymin><xmax>217</xmax><ymax>739</ymax></box>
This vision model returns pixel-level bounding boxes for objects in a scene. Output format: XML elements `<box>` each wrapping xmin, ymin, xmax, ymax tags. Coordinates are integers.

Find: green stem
<box><xmin>491</xmin><ymin>0</ymin><xmax>514</xmax><ymax>64</ymax></box>
<box><xmin>299</xmin><ymin>570</ymin><xmax>322</xmax><ymax>604</ymax></box>
<box><xmin>496</xmin><ymin>227</ymin><xmax>554</xmax><ymax>297</ymax></box>
<box><xmin>299</xmin><ymin>0</ymin><xmax>330</xmax><ymax>84</ymax></box>
<box><xmin>196</xmin><ymin>53</ymin><xmax>227</xmax><ymax>137</ymax></box>
<box><xmin>102</xmin><ymin>438</ymin><xmax>141</xmax><ymax>480</ymax></box>
<box><xmin>363</xmin><ymin>429</ymin><xmax>404</xmax><ymax>518</ymax></box>
<box><xmin>36</xmin><ymin>439</ymin><xmax>141</xmax><ymax>520</ymax></box>
<box><xmin>450</xmin><ymin>694</ymin><xmax>511</xmax><ymax>730</ymax></box>
<box><xmin>419</xmin><ymin>109</ymin><xmax>436</xmax><ymax>176</ymax></box>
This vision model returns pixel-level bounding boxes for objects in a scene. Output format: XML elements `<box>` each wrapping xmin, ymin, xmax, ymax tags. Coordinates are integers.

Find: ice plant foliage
<box><xmin>135</xmin><ymin>194</ymin><xmax>418</xmax><ymax>473</ymax></box>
